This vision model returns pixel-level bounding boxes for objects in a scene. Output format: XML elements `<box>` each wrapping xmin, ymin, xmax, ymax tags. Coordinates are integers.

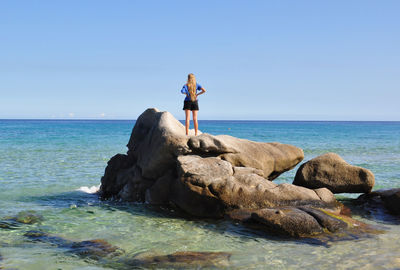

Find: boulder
<box><xmin>126</xmin><ymin>108</ymin><xmax>194</xmax><ymax>180</ymax></box>
<box><xmin>357</xmin><ymin>188</ymin><xmax>400</xmax><ymax>215</ymax></box>
<box><xmin>100</xmin><ymin>154</ymin><xmax>135</xmax><ymax>198</ymax></box>
<box><xmin>170</xmin><ymin>155</ymin><xmax>337</xmax><ymax>217</ymax></box>
<box><xmin>188</xmin><ymin>134</ymin><xmax>304</xmax><ymax>180</ymax></box>
<box><xmin>228</xmin><ymin>206</ymin><xmax>380</xmax><ymax>238</ymax></box>
<box><xmin>293</xmin><ymin>153</ymin><xmax>375</xmax><ymax>193</ymax></box>
<box><xmin>250</xmin><ymin>207</ymin><xmax>325</xmax><ymax>237</ymax></box>
<box><xmin>383</xmin><ymin>190</ymin><xmax>400</xmax><ymax>214</ymax></box>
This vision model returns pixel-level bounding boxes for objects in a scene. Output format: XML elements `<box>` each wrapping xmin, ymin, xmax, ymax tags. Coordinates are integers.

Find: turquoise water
<box><xmin>1</xmin><ymin>119</ymin><xmax>400</xmax><ymax>269</ymax></box>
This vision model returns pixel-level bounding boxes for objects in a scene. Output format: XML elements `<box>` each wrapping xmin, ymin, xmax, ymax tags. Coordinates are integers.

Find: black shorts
<box><xmin>183</xmin><ymin>100</ymin><xmax>199</xmax><ymax>111</ymax></box>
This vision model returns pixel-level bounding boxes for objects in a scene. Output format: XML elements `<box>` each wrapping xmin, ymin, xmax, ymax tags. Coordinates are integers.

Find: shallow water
<box><xmin>0</xmin><ymin>119</ymin><xmax>400</xmax><ymax>269</ymax></box>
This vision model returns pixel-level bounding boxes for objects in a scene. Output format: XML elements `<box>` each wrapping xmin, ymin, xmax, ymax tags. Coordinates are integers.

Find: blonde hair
<box><xmin>187</xmin><ymin>73</ymin><xmax>197</xmax><ymax>101</ymax></box>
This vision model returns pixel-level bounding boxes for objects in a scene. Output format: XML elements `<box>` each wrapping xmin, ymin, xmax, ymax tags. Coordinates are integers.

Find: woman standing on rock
<box><xmin>181</xmin><ymin>73</ymin><xmax>206</xmax><ymax>136</ymax></box>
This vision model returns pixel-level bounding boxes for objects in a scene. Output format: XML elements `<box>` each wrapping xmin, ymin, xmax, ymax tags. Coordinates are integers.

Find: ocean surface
<box><xmin>0</xmin><ymin>119</ymin><xmax>399</xmax><ymax>269</ymax></box>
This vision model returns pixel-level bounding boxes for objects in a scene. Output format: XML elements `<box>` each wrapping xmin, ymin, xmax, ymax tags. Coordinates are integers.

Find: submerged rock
<box><xmin>0</xmin><ymin>211</ymin><xmax>43</xmax><ymax>230</ymax></box>
<box><xmin>229</xmin><ymin>206</ymin><xmax>380</xmax><ymax>238</ymax></box>
<box><xmin>14</xmin><ymin>211</ymin><xmax>43</xmax><ymax>224</ymax></box>
<box><xmin>70</xmin><ymin>239</ymin><xmax>122</xmax><ymax>260</ymax></box>
<box><xmin>357</xmin><ymin>188</ymin><xmax>400</xmax><ymax>215</ymax></box>
<box><xmin>250</xmin><ymin>207</ymin><xmax>326</xmax><ymax>237</ymax></box>
<box><xmin>293</xmin><ymin>153</ymin><xmax>375</xmax><ymax>193</ymax></box>
<box><xmin>24</xmin><ymin>231</ymin><xmax>123</xmax><ymax>260</ymax></box>
<box><xmin>24</xmin><ymin>231</ymin><xmax>229</xmax><ymax>268</ymax></box>
<box><xmin>100</xmin><ymin>108</ymin><xmax>339</xmax><ymax>218</ymax></box>
<box><xmin>0</xmin><ymin>220</ymin><xmax>21</xmax><ymax>230</ymax></box>
<box><xmin>123</xmin><ymin>251</ymin><xmax>231</xmax><ymax>268</ymax></box>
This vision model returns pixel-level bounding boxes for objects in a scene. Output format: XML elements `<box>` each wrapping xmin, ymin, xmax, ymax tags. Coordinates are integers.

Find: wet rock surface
<box><xmin>357</xmin><ymin>188</ymin><xmax>400</xmax><ymax>215</ymax></box>
<box><xmin>293</xmin><ymin>153</ymin><xmax>375</xmax><ymax>193</ymax></box>
<box><xmin>250</xmin><ymin>207</ymin><xmax>326</xmax><ymax>237</ymax></box>
<box><xmin>228</xmin><ymin>206</ymin><xmax>381</xmax><ymax>238</ymax></box>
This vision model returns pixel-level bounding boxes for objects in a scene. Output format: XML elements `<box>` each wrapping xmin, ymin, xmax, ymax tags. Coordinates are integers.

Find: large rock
<box><xmin>383</xmin><ymin>190</ymin><xmax>400</xmax><ymax>214</ymax></box>
<box><xmin>169</xmin><ymin>155</ymin><xmax>337</xmax><ymax>217</ymax></box>
<box><xmin>100</xmin><ymin>154</ymin><xmax>135</xmax><ymax>199</ymax></box>
<box><xmin>228</xmin><ymin>206</ymin><xmax>381</xmax><ymax>238</ymax></box>
<box><xmin>124</xmin><ymin>108</ymin><xmax>303</xmax><ymax>181</ymax></box>
<box><xmin>188</xmin><ymin>134</ymin><xmax>304</xmax><ymax>180</ymax></box>
<box><xmin>126</xmin><ymin>108</ymin><xmax>194</xmax><ymax>180</ymax></box>
<box><xmin>251</xmin><ymin>207</ymin><xmax>325</xmax><ymax>237</ymax></box>
<box><xmin>100</xmin><ymin>108</ymin><xmax>337</xmax><ymax>218</ymax></box>
<box><xmin>293</xmin><ymin>153</ymin><xmax>375</xmax><ymax>193</ymax></box>
<box><xmin>357</xmin><ymin>188</ymin><xmax>400</xmax><ymax>215</ymax></box>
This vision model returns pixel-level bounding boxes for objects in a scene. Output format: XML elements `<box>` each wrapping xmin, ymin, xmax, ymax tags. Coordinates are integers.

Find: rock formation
<box><xmin>99</xmin><ymin>108</ymin><xmax>383</xmax><ymax>238</ymax></box>
<box><xmin>293</xmin><ymin>153</ymin><xmax>375</xmax><ymax>193</ymax></box>
<box><xmin>100</xmin><ymin>108</ymin><xmax>338</xmax><ymax>219</ymax></box>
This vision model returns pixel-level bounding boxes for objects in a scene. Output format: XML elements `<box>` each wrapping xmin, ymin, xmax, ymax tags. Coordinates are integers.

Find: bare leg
<box><xmin>193</xmin><ymin>110</ymin><xmax>198</xmax><ymax>136</ymax></box>
<box><xmin>185</xmin><ymin>110</ymin><xmax>190</xmax><ymax>135</ymax></box>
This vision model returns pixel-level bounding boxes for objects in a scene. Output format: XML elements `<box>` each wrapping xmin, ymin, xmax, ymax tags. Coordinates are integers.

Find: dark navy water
<box><xmin>0</xmin><ymin>119</ymin><xmax>399</xmax><ymax>269</ymax></box>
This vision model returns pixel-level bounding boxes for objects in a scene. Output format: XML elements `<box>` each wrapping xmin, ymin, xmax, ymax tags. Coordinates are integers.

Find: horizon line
<box><xmin>1</xmin><ymin>118</ymin><xmax>400</xmax><ymax>122</ymax></box>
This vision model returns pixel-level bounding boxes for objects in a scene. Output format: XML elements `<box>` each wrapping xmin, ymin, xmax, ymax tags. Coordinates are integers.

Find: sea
<box><xmin>0</xmin><ymin>119</ymin><xmax>399</xmax><ymax>269</ymax></box>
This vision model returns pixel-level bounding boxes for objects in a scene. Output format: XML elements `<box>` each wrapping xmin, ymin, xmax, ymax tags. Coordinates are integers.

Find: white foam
<box><xmin>77</xmin><ymin>185</ymin><xmax>100</xmax><ymax>194</ymax></box>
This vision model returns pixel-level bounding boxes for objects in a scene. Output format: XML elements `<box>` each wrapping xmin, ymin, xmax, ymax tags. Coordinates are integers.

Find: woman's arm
<box><xmin>196</xmin><ymin>87</ymin><xmax>206</xmax><ymax>97</ymax></box>
<box><xmin>181</xmin><ymin>85</ymin><xmax>190</xmax><ymax>98</ymax></box>
<box><xmin>181</xmin><ymin>86</ymin><xmax>187</xmax><ymax>94</ymax></box>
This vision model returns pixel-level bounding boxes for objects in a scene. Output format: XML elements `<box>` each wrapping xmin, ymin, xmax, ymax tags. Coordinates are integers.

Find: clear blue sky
<box><xmin>1</xmin><ymin>0</ymin><xmax>399</xmax><ymax>120</ymax></box>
